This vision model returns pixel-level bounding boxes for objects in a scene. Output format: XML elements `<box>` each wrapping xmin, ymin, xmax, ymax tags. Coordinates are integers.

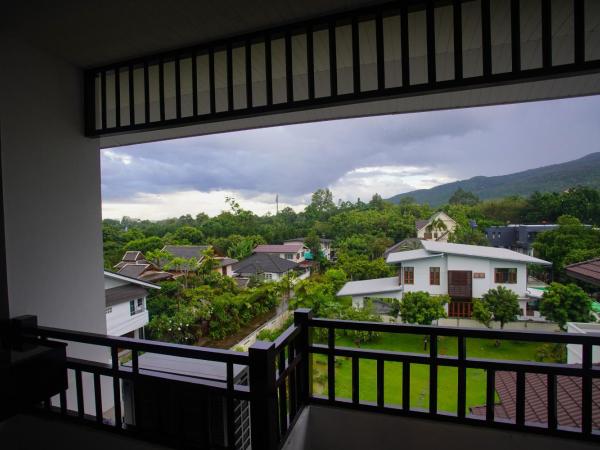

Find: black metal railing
<box><xmin>19</xmin><ymin>323</ymin><xmax>253</xmax><ymax>449</ymax></box>
<box><xmin>5</xmin><ymin>308</ymin><xmax>600</xmax><ymax>448</ymax></box>
<box><xmin>306</xmin><ymin>316</ymin><xmax>600</xmax><ymax>441</ymax></box>
<box><xmin>85</xmin><ymin>0</ymin><xmax>600</xmax><ymax>136</ymax></box>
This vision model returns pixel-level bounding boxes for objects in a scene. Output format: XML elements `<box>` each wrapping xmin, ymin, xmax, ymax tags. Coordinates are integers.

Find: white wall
<box><xmin>566</xmin><ymin>322</ymin><xmax>600</xmax><ymax>365</ymax></box>
<box><xmin>106</xmin><ymin>298</ymin><xmax>148</xmax><ymax>337</ymax></box>
<box><xmin>0</xmin><ymin>33</ymin><xmax>105</xmax><ymax>337</ymax></box>
<box><xmin>446</xmin><ymin>255</ymin><xmax>527</xmax><ymax>298</ymax></box>
<box><xmin>399</xmin><ymin>255</ymin><xmax>528</xmax><ymax>299</ymax></box>
<box><xmin>401</xmin><ymin>255</ymin><xmax>447</xmax><ymax>296</ymax></box>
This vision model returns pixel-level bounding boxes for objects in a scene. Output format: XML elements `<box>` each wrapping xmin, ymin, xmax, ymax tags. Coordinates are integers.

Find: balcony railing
<box><xmin>4</xmin><ymin>309</ymin><xmax>600</xmax><ymax>449</ymax></box>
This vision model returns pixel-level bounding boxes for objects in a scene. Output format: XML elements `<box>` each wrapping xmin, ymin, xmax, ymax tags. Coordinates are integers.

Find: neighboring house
<box><xmin>160</xmin><ymin>244</ymin><xmax>211</xmax><ymax>268</ymax></box>
<box><xmin>114</xmin><ymin>251</ymin><xmax>174</xmax><ymax>283</ymax></box>
<box><xmin>253</xmin><ymin>244</ymin><xmax>307</xmax><ymax>263</ymax></box>
<box><xmin>415</xmin><ymin>211</ymin><xmax>457</xmax><ymax>242</ymax></box>
<box><xmin>485</xmin><ymin>224</ymin><xmax>559</xmax><ymax>256</ymax></box>
<box><xmin>114</xmin><ymin>250</ymin><xmax>147</xmax><ymax>270</ymax></box>
<box><xmin>284</xmin><ymin>237</ymin><xmax>333</xmax><ymax>260</ymax></box>
<box><xmin>232</xmin><ymin>253</ymin><xmax>308</xmax><ymax>282</ymax></box>
<box><xmin>160</xmin><ymin>245</ymin><xmax>237</xmax><ymax>277</ymax></box>
<box><xmin>214</xmin><ymin>257</ymin><xmax>238</xmax><ymax>277</ymax></box>
<box><xmin>104</xmin><ymin>270</ymin><xmax>160</xmax><ymax>338</ymax></box>
<box><xmin>386</xmin><ymin>240</ymin><xmax>551</xmax><ymax>318</ymax></box>
<box><xmin>470</xmin><ymin>370</ymin><xmax>600</xmax><ymax>430</ymax></box>
<box><xmin>341</xmin><ymin>240</ymin><xmax>551</xmax><ymax>319</ymax></box>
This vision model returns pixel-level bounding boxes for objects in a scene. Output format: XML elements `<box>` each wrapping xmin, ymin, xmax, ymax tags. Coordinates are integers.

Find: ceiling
<box><xmin>2</xmin><ymin>0</ymin><xmax>386</xmax><ymax>68</ymax></box>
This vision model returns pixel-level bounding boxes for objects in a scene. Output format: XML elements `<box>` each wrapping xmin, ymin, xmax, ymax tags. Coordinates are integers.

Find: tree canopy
<box><xmin>473</xmin><ymin>286</ymin><xmax>521</xmax><ymax>329</ymax></box>
<box><xmin>538</xmin><ymin>282</ymin><xmax>593</xmax><ymax>330</ymax></box>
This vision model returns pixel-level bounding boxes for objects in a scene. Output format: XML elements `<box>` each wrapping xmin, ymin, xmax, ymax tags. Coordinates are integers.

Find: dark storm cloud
<box><xmin>102</xmin><ymin>95</ymin><xmax>600</xmax><ymax>203</ymax></box>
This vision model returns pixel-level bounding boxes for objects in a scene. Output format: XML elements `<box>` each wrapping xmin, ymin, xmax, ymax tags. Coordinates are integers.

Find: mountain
<box><xmin>387</xmin><ymin>152</ymin><xmax>600</xmax><ymax>206</ymax></box>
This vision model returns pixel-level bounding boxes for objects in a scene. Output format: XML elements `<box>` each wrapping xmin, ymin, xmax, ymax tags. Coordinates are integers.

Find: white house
<box><xmin>284</xmin><ymin>237</ymin><xmax>333</xmax><ymax>260</ymax></box>
<box><xmin>415</xmin><ymin>211</ymin><xmax>457</xmax><ymax>242</ymax></box>
<box><xmin>339</xmin><ymin>240</ymin><xmax>551</xmax><ymax>319</ymax></box>
<box><xmin>253</xmin><ymin>244</ymin><xmax>308</xmax><ymax>263</ymax></box>
<box><xmin>104</xmin><ymin>271</ymin><xmax>160</xmax><ymax>338</ymax></box>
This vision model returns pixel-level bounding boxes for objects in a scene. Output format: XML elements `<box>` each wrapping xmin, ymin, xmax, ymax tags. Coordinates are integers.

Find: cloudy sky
<box><xmin>102</xmin><ymin>95</ymin><xmax>600</xmax><ymax>220</ymax></box>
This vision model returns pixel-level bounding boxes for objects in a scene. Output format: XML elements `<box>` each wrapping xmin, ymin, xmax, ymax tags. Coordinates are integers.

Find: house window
<box><xmin>130</xmin><ymin>300</ymin><xmax>135</xmax><ymax>315</ymax></box>
<box><xmin>105</xmin><ymin>307</ymin><xmax>112</xmax><ymax>314</ymax></box>
<box><xmin>137</xmin><ymin>298</ymin><xmax>143</xmax><ymax>307</ymax></box>
<box><xmin>263</xmin><ymin>273</ymin><xmax>273</xmax><ymax>280</ymax></box>
<box><xmin>403</xmin><ymin>267</ymin><xmax>414</xmax><ymax>284</ymax></box>
<box><xmin>430</xmin><ymin>267</ymin><xmax>440</xmax><ymax>285</ymax></box>
<box><xmin>285</xmin><ymin>253</ymin><xmax>294</xmax><ymax>260</ymax></box>
<box><xmin>494</xmin><ymin>268</ymin><xmax>517</xmax><ymax>284</ymax></box>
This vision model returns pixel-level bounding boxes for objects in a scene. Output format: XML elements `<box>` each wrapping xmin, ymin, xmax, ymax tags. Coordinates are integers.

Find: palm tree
<box><xmin>425</xmin><ymin>217</ymin><xmax>448</xmax><ymax>240</ymax></box>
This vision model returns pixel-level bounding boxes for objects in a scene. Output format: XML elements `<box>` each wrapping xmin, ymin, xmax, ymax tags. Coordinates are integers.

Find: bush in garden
<box><xmin>399</xmin><ymin>291</ymin><xmax>448</xmax><ymax>325</ymax></box>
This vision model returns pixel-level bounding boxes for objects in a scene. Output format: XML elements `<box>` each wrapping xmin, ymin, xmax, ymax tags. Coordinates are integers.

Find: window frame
<box><xmin>494</xmin><ymin>268</ymin><xmax>517</xmax><ymax>284</ymax></box>
<box><xmin>403</xmin><ymin>266</ymin><xmax>414</xmax><ymax>285</ymax></box>
<box><xmin>429</xmin><ymin>267</ymin><xmax>440</xmax><ymax>285</ymax></box>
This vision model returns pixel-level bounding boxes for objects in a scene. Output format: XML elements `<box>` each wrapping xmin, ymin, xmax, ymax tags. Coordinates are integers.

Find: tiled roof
<box><xmin>470</xmin><ymin>370</ymin><xmax>600</xmax><ymax>429</ymax></box>
<box><xmin>215</xmin><ymin>257</ymin><xmax>238</xmax><ymax>267</ymax></box>
<box><xmin>233</xmin><ymin>253</ymin><xmax>298</xmax><ymax>275</ymax></box>
<box><xmin>566</xmin><ymin>258</ymin><xmax>600</xmax><ymax>286</ymax></box>
<box><xmin>122</xmin><ymin>250</ymin><xmax>143</xmax><ymax>262</ymax></box>
<box><xmin>415</xmin><ymin>219</ymin><xmax>429</xmax><ymax>231</ymax></box>
<box><xmin>254</xmin><ymin>244</ymin><xmax>304</xmax><ymax>253</ymax></box>
<box><xmin>117</xmin><ymin>263</ymin><xmax>150</xmax><ymax>278</ymax></box>
<box><xmin>387</xmin><ymin>240</ymin><xmax>551</xmax><ymax>265</ymax></box>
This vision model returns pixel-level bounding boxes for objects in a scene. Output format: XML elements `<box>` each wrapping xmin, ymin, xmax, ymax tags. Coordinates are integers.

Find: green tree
<box><xmin>449</xmin><ymin>188</ymin><xmax>480</xmax><ymax>206</ymax></box>
<box><xmin>123</xmin><ymin>236</ymin><xmax>164</xmax><ymax>254</ymax></box>
<box><xmin>398</xmin><ymin>291</ymin><xmax>448</xmax><ymax>325</ymax></box>
<box><xmin>305</xmin><ymin>188</ymin><xmax>337</xmax><ymax>220</ymax></box>
<box><xmin>473</xmin><ymin>286</ymin><xmax>520</xmax><ymax>329</ymax></box>
<box><xmin>449</xmin><ymin>226</ymin><xmax>489</xmax><ymax>245</ymax></box>
<box><xmin>539</xmin><ymin>282</ymin><xmax>593</xmax><ymax>330</ymax></box>
<box><xmin>170</xmin><ymin>226</ymin><xmax>205</xmax><ymax>244</ymax></box>
<box><xmin>425</xmin><ymin>217</ymin><xmax>448</xmax><ymax>238</ymax></box>
<box><xmin>305</xmin><ymin>229</ymin><xmax>322</xmax><ymax>259</ymax></box>
<box><xmin>533</xmin><ymin>215</ymin><xmax>600</xmax><ymax>278</ymax></box>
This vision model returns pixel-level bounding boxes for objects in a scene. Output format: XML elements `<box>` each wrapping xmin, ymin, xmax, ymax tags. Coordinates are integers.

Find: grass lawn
<box><xmin>311</xmin><ymin>332</ymin><xmax>562</xmax><ymax>415</ymax></box>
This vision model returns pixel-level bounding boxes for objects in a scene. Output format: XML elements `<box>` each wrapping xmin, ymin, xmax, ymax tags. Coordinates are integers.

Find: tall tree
<box><xmin>473</xmin><ymin>286</ymin><xmax>520</xmax><ymax>329</ymax></box>
<box><xmin>539</xmin><ymin>282</ymin><xmax>592</xmax><ymax>330</ymax></box>
<box><xmin>449</xmin><ymin>188</ymin><xmax>480</xmax><ymax>206</ymax></box>
<box><xmin>533</xmin><ymin>215</ymin><xmax>600</xmax><ymax>278</ymax></box>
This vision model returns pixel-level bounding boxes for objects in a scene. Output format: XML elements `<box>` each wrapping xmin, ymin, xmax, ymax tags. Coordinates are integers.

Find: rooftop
<box><xmin>337</xmin><ymin>277</ymin><xmax>401</xmax><ymax>297</ymax></box>
<box><xmin>565</xmin><ymin>258</ymin><xmax>600</xmax><ymax>286</ymax></box>
<box><xmin>470</xmin><ymin>370</ymin><xmax>600</xmax><ymax>430</ymax></box>
<box><xmin>254</xmin><ymin>244</ymin><xmax>304</xmax><ymax>253</ymax></box>
<box><xmin>232</xmin><ymin>253</ymin><xmax>298</xmax><ymax>275</ymax></box>
<box><xmin>386</xmin><ymin>240</ymin><xmax>551</xmax><ymax>265</ymax></box>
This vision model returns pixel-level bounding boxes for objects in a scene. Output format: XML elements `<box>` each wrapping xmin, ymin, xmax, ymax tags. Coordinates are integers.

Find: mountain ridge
<box><xmin>387</xmin><ymin>152</ymin><xmax>600</xmax><ymax>206</ymax></box>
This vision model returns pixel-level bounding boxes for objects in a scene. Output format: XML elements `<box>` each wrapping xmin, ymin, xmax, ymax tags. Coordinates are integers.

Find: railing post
<box><xmin>249</xmin><ymin>340</ymin><xmax>278</xmax><ymax>450</ymax></box>
<box><xmin>294</xmin><ymin>308</ymin><xmax>313</xmax><ymax>404</ymax></box>
<box><xmin>10</xmin><ymin>315</ymin><xmax>38</xmax><ymax>350</ymax></box>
